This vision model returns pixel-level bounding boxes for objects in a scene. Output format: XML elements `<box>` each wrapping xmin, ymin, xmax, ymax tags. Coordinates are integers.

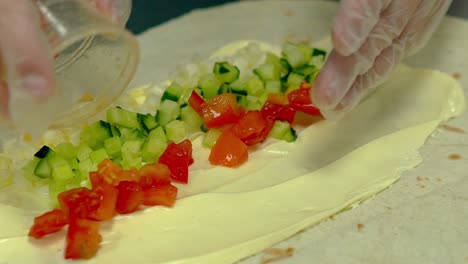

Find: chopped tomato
<box><xmin>267</xmin><ymin>93</ymin><xmax>289</xmax><ymax>105</ymax></box>
<box><xmin>209</xmin><ymin>130</ymin><xmax>248</xmax><ymax>167</ymax></box>
<box><xmin>97</xmin><ymin>159</ymin><xmax>123</xmax><ymax>186</ymax></box>
<box><xmin>201</xmin><ymin>93</ymin><xmax>242</xmax><ymax>128</ymax></box>
<box><xmin>188</xmin><ymin>90</ymin><xmax>205</xmax><ymax>115</ymax></box>
<box><xmin>139</xmin><ymin>163</ymin><xmax>171</xmax><ymax>189</ymax></box>
<box><xmin>231</xmin><ymin>110</ymin><xmax>274</xmax><ymax>145</ymax></box>
<box><xmin>287</xmin><ymin>87</ymin><xmax>321</xmax><ymax>116</ymax></box>
<box><xmin>116</xmin><ymin>181</ymin><xmax>144</xmax><ymax>214</ymax></box>
<box><xmin>65</xmin><ymin>219</ymin><xmax>102</xmax><ymax>260</ymax></box>
<box><xmin>28</xmin><ymin>209</ymin><xmax>69</xmax><ymax>239</ymax></box>
<box><xmin>143</xmin><ymin>184</ymin><xmax>178</xmax><ymax>207</ymax></box>
<box><xmin>89</xmin><ymin>171</ymin><xmax>103</xmax><ymax>189</ymax></box>
<box><xmin>261</xmin><ymin>100</ymin><xmax>296</xmax><ymax>124</ymax></box>
<box><xmin>87</xmin><ymin>184</ymin><xmax>119</xmax><ymax>221</ymax></box>
<box><xmin>58</xmin><ymin>188</ymin><xmax>95</xmax><ymax>219</ymax></box>
<box><xmin>159</xmin><ymin>139</ymin><xmax>193</xmax><ymax>183</ymax></box>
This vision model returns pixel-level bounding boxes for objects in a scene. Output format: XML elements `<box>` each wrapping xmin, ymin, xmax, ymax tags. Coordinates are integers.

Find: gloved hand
<box><xmin>312</xmin><ymin>0</ymin><xmax>453</xmax><ymax>119</ymax></box>
<box><xmin>0</xmin><ymin>0</ymin><xmax>131</xmax><ymax>118</ymax></box>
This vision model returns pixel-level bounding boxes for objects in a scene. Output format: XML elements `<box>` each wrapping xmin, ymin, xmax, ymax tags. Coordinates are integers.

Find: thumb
<box><xmin>0</xmin><ymin>0</ymin><xmax>55</xmax><ymax>101</ymax></box>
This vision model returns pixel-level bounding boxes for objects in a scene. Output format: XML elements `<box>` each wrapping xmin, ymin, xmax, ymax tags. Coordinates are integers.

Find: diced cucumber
<box><xmin>80</xmin><ymin>120</ymin><xmax>112</xmax><ymax>150</ymax></box>
<box><xmin>33</xmin><ymin>149</ymin><xmax>55</xmax><ymax>178</ymax></box>
<box><xmin>236</xmin><ymin>94</ymin><xmax>248</xmax><ymax>108</ymax></box>
<box><xmin>294</xmin><ymin>65</ymin><xmax>318</xmax><ymax>76</ymax></box>
<box><xmin>246</xmin><ymin>75</ymin><xmax>265</xmax><ymax>96</ymax></box>
<box><xmin>107</xmin><ymin>107</ymin><xmax>140</xmax><ymax>129</ymax></box>
<box><xmin>198</xmin><ymin>73</ymin><xmax>221</xmax><ymax>100</ymax></box>
<box><xmin>34</xmin><ymin>145</ymin><xmax>52</xmax><ymax>159</ymax></box>
<box><xmin>202</xmin><ymin>129</ymin><xmax>222</xmax><ymax>148</ymax></box>
<box><xmin>282</xmin><ymin>42</ymin><xmax>310</xmax><ymax>68</ymax></box>
<box><xmin>200</xmin><ymin>123</ymin><xmax>209</xmax><ymax>133</ymax></box>
<box><xmin>54</xmin><ymin>142</ymin><xmax>76</xmax><ymax>161</ymax></box>
<box><xmin>23</xmin><ymin>157</ymin><xmax>47</xmax><ymax>185</ymax></box>
<box><xmin>161</xmin><ymin>81</ymin><xmax>184</xmax><ymax>102</ymax></box>
<box><xmin>121</xmin><ymin>140</ymin><xmax>144</xmax><ymax>169</ymax></box>
<box><xmin>180</xmin><ymin>105</ymin><xmax>203</xmax><ymax>133</ymax></box>
<box><xmin>265</xmin><ymin>52</ymin><xmax>291</xmax><ymax>78</ymax></box>
<box><xmin>213</xmin><ymin>62</ymin><xmax>240</xmax><ymax>84</ymax></box>
<box><xmin>137</xmin><ymin>113</ymin><xmax>159</xmax><ymax>132</ymax></box>
<box><xmin>218</xmin><ymin>83</ymin><xmax>231</xmax><ymax>94</ymax></box>
<box><xmin>104</xmin><ymin>136</ymin><xmax>122</xmax><ymax>159</ymax></box>
<box><xmin>156</xmin><ymin>99</ymin><xmax>180</xmax><ymax>126</ymax></box>
<box><xmin>265</xmin><ymin>80</ymin><xmax>282</xmax><ymax>94</ymax></box>
<box><xmin>49</xmin><ymin>180</ymin><xmax>66</xmax><ymax>208</ymax></box>
<box><xmin>128</xmin><ymin>128</ymin><xmax>148</xmax><ymax>141</ymax></box>
<box><xmin>254</xmin><ymin>63</ymin><xmax>280</xmax><ymax>81</ymax></box>
<box><xmin>286</xmin><ymin>72</ymin><xmax>305</xmax><ymax>90</ymax></box>
<box><xmin>118</xmin><ymin>127</ymin><xmax>133</xmax><ymax>140</ymax></box>
<box><xmin>76</xmin><ymin>144</ymin><xmax>93</xmax><ymax>162</ymax></box>
<box><xmin>246</xmin><ymin>96</ymin><xmax>263</xmax><ymax>111</ymax></box>
<box><xmin>78</xmin><ymin>158</ymin><xmax>94</xmax><ymax>176</ymax></box>
<box><xmin>141</xmin><ymin>126</ymin><xmax>167</xmax><ymax>162</ymax></box>
<box><xmin>312</xmin><ymin>48</ymin><xmax>327</xmax><ymax>58</ymax></box>
<box><xmin>229</xmin><ymin>80</ymin><xmax>248</xmax><ymax>96</ymax></box>
<box><xmin>68</xmin><ymin>158</ymin><xmax>79</xmax><ymax>170</ymax></box>
<box><xmin>165</xmin><ymin>120</ymin><xmax>186</xmax><ymax>143</ymax></box>
<box><xmin>305</xmin><ymin>70</ymin><xmax>320</xmax><ymax>84</ymax></box>
<box><xmin>48</xmin><ymin>155</ymin><xmax>75</xmax><ymax>182</ymax></box>
<box><xmin>110</xmin><ymin>125</ymin><xmax>121</xmax><ymax>137</ymax></box>
<box><xmin>89</xmin><ymin>148</ymin><xmax>109</xmax><ymax>164</ymax></box>
<box><xmin>269</xmin><ymin>121</ymin><xmax>297</xmax><ymax>142</ymax></box>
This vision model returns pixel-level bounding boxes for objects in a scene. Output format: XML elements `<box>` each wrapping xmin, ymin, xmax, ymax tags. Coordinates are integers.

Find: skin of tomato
<box><xmin>142</xmin><ymin>184</ymin><xmax>178</xmax><ymax>207</ymax></box>
<box><xmin>188</xmin><ymin>90</ymin><xmax>205</xmax><ymax>115</ymax></box>
<box><xmin>209</xmin><ymin>130</ymin><xmax>248</xmax><ymax>167</ymax></box>
<box><xmin>65</xmin><ymin>219</ymin><xmax>102</xmax><ymax>260</ymax></box>
<box><xmin>28</xmin><ymin>209</ymin><xmax>69</xmax><ymax>239</ymax></box>
<box><xmin>261</xmin><ymin>101</ymin><xmax>296</xmax><ymax>124</ymax></box>
<box><xmin>87</xmin><ymin>184</ymin><xmax>119</xmax><ymax>221</ymax></box>
<box><xmin>116</xmin><ymin>181</ymin><xmax>144</xmax><ymax>214</ymax></box>
<box><xmin>287</xmin><ymin>87</ymin><xmax>322</xmax><ymax>116</ymax></box>
<box><xmin>267</xmin><ymin>93</ymin><xmax>289</xmax><ymax>105</ymax></box>
<box><xmin>201</xmin><ymin>93</ymin><xmax>241</xmax><ymax>128</ymax></box>
<box><xmin>139</xmin><ymin>163</ymin><xmax>172</xmax><ymax>189</ymax></box>
<box><xmin>58</xmin><ymin>188</ymin><xmax>95</xmax><ymax>219</ymax></box>
<box><xmin>159</xmin><ymin>140</ymin><xmax>193</xmax><ymax>184</ymax></box>
<box><xmin>231</xmin><ymin>111</ymin><xmax>272</xmax><ymax>146</ymax></box>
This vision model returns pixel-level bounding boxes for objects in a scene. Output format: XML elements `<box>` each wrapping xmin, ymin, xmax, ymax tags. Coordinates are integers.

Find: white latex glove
<box><xmin>0</xmin><ymin>0</ymin><xmax>131</xmax><ymax>119</ymax></box>
<box><xmin>312</xmin><ymin>0</ymin><xmax>453</xmax><ymax>119</ymax></box>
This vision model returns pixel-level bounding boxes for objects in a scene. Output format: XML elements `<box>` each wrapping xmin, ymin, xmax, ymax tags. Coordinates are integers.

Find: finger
<box><xmin>311</xmin><ymin>50</ymin><xmax>364</xmax><ymax>110</ymax></box>
<box><xmin>402</xmin><ymin>0</ymin><xmax>452</xmax><ymax>56</ymax></box>
<box><xmin>352</xmin><ymin>0</ymin><xmax>422</xmax><ymax>71</ymax></box>
<box><xmin>0</xmin><ymin>0</ymin><xmax>55</xmax><ymax>99</ymax></box>
<box><xmin>332</xmin><ymin>0</ymin><xmax>392</xmax><ymax>56</ymax></box>
<box><xmin>335</xmin><ymin>39</ymin><xmax>406</xmax><ymax>112</ymax></box>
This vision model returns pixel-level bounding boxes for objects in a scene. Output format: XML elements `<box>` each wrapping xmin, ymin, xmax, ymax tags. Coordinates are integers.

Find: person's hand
<box><xmin>312</xmin><ymin>0</ymin><xmax>453</xmax><ymax>119</ymax></box>
<box><xmin>0</xmin><ymin>0</ymin><xmax>130</xmax><ymax>118</ymax></box>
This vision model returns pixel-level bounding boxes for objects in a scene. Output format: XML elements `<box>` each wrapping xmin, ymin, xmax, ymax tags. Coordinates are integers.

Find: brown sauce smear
<box><xmin>261</xmin><ymin>247</ymin><xmax>295</xmax><ymax>264</ymax></box>
<box><xmin>357</xmin><ymin>223</ymin><xmax>364</xmax><ymax>231</ymax></box>
<box><xmin>449</xmin><ymin>153</ymin><xmax>462</xmax><ymax>160</ymax></box>
<box><xmin>440</xmin><ymin>124</ymin><xmax>466</xmax><ymax>134</ymax></box>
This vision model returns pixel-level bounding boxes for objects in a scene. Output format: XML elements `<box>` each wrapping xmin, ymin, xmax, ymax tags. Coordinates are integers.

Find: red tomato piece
<box><xmin>188</xmin><ymin>90</ymin><xmax>205</xmax><ymax>115</ymax></box>
<box><xmin>139</xmin><ymin>163</ymin><xmax>171</xmax><ymax>190</ymax></box>
<box><xmin>267</xmin><ymin>93</ymin><xmax>289</xmax><ymax>105</ymax></box>
<box><xmin>287</xmin><ymin>87</ymin><xmax>322</xmax><ymax>116</ymax></box>
<box><xmin>260</xmin><ymin>100</ymin><xmax>296</xmax><ymax>124</ymax></box>
<box><xmin>230</xmin><ymin>110</ymin><xmax>273</xmax><ymax>146</ymax></box>
<box><xmin>89</xmin><ymin>171</ymin><xmax>103</xmax><ymax>189</ymax></box>
<box><xmin>28</xmin><ymin>209</ymin><xmax>69</xmax><ymax>239</ymax></box>
<box><xmin>209</xmin><ymin>130</ymin><xmax>248</xmax><ymax>167</ymax></box>
<box><xmin>142</xmin><ymin>184</ymin><xmax>178</xmax><ymax>207</ymax></box>
<box><xmin>159</xmin><ymin>139</ymin><xmax>193</xmax><ymax>183</ymax></box>
<box><xmin>87</xmin><ymin>184</ymin><xmax>119</xmax><ymax>221</ymax></box>
<box><xmin>116</xmin><ymin>181</ymin><xmax>144</xmax><ymax>214</ymax></box>
<box><xmin>201</xmin><ymin>93</ymin><xmax>241</xmax><ymax>128</ymax></box>
<box><xmin>58</xmin><ymin>188</ymin><xmax>95</xmax><ymax>219</ymax></box>
<box><xmin>65</xmin><ymin>219</ymin><xmax>102</xmax><ymax>260</ymax></box>
<box><xmin>97</xmin><ymin>159</ymin><xmax>123</xmax><ymax>186</ymax></box>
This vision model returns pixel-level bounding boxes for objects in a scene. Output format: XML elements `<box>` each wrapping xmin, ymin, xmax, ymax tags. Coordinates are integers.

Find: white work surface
<box><xmin>130</xmin><ymin>1</ymin><xmax>468</xmax><ymax>263</ymax></box>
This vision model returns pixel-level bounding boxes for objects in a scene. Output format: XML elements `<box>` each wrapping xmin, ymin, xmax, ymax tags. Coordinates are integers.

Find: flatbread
<box><xmin>0</xmin><ymin>36</ymin><xmax>464</xmax><ymax>263</ymax></box>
